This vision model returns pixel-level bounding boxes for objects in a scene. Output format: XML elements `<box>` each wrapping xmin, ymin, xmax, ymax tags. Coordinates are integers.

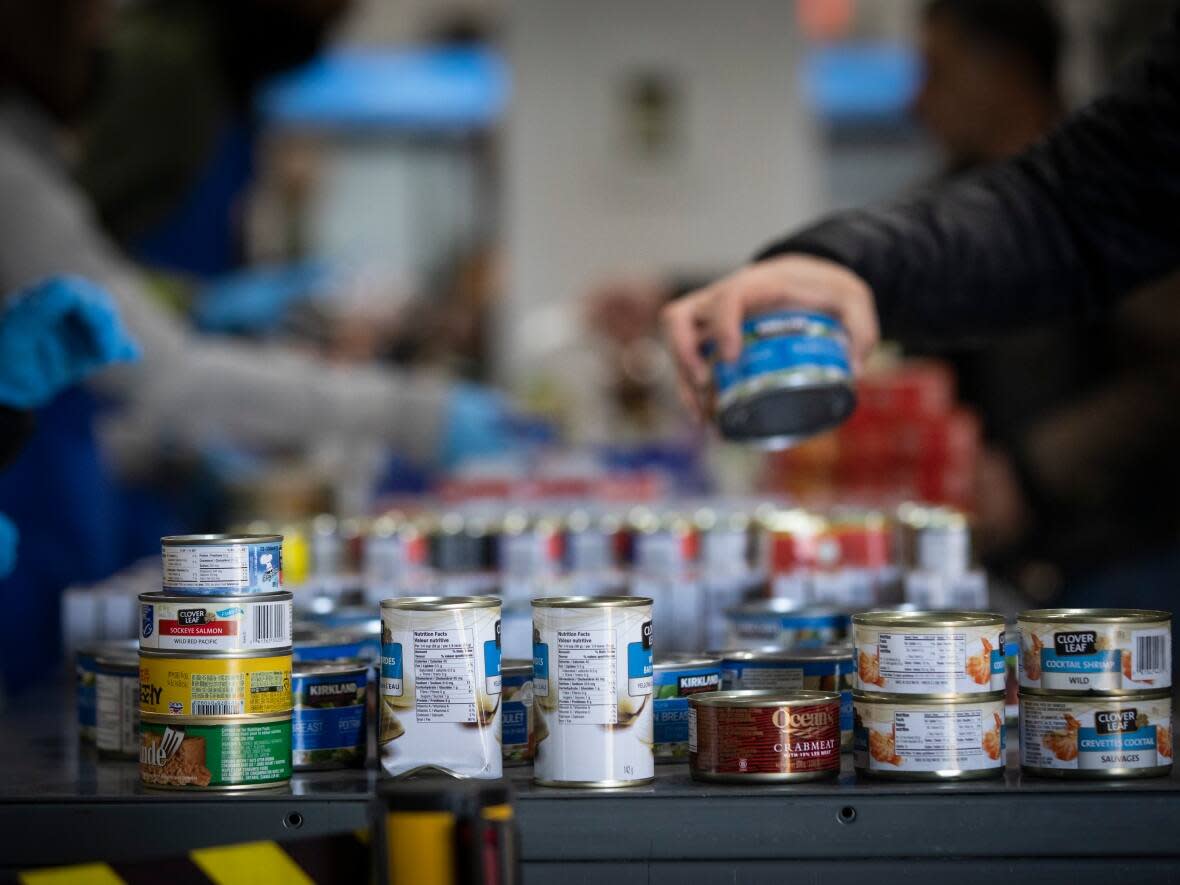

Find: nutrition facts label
<box><xmin>413</xmin><ymin>628</ymin><xmax>477</xmax><ymax>724</ymax></box>
<box><xmin>734</xmin><ymin>667</ymin><xmax>804</xmax><ymax>690</ymax></box>
<box><xmin>894</xmin><ymin>709</ymin><xmax>981</xmax><ymax>761</ymax></box>
<box><xmin>557</xmin><ymin>629</ymin><xmax>617</xmax><ymax>725</ymax></box>
<box><xmin>164</xmin><ymin>547</ymin><xmax>248</xmax><ymax>589</ymax></box>
<box><xmin>878</xmin><ymin>632</ymin><xmax>965</xmax><ymax>685</ymax></box>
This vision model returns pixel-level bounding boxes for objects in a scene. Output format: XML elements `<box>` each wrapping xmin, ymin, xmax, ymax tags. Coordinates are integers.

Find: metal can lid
<box><xmin>690</xmin><ymin>688</ymin><xmax>841</xmax><ymax>709</ymax></box>
<box><xmin>532</xmin><ymin>595</ymin><xmax>651</xmax><ymax>609</ymax></box>
<box><xmin>138</xmin><ymin>590</ymin><xmax>292</xmax><ymax>605</ymax></box>
<box><xmin>712</xmin><ymin>645</ymin><xmax>852</xmax><ymax>664</ymax></box>
<box><xmin>140</xmin><ymin>711</ymin><xmax>292</xmax><ymax>727</ymax></box>
<box><xmin>501</xmin><ymin>659</ymin><xmax>533</xmax><ymax>676</ymax></box>
<box><xmin>137</xmin><ymin>648</ymin><xmax>293</xmax><ymax>661</ymax></box>
<box><xmin>851</xmin><ymin>609</ymin><xmax>1003</xmax><ymax>628</ymax></box>
<box><xmin>654</xmin><ymin>653</ymin><xmax>723</xmax><ymax>670</ymax></box>
<box><xmin>853</xmin><ymin>689</ymin><xmax>1006</xmax><ymax>704</ymax></box>
<box><xmin>1017</xmin><ymin>608</ymin><xmax>1171</xmax><ymax>625</ymax></box>
<box><xmin>380</xmin><ymin>596</ymin><xmax>501</xmax><ymax>611</ymax></box>
<box><xmin>162</xmin><ymin>533</ymin><xmax>283</xmax><ymax>545</ymax></box>
<box><xmin>1018</xmin><ymin>687</ymin><xmax>1172</xmax><ymax>701</ymax></box>
<box><xmin>293</xmin><ymin>659</ymin><xmax>370</xmax><ymax>679</ymax></box>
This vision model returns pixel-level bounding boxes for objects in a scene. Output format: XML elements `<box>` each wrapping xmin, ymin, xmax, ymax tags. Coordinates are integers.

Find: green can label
<box><xmin>140</xmin><ymin>719</ymin><xmax>291</xmax><ymax>788</ymax></box>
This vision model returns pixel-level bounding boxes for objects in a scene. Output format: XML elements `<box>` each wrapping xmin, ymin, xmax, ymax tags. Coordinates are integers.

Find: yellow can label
<box><xmin>139</xmin><ymin>653</ymin><xmax>292</xmax><ymax>716</ymax></box>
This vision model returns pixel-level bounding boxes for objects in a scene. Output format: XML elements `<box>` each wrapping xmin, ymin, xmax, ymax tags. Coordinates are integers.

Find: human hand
<box><xmin>660</xmin><ymin>254</ymin><xmax>878</xmax><ymax>419</ymax></box>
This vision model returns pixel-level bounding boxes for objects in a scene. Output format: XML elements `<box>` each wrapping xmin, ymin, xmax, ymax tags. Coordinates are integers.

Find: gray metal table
<box><xmin>3</xmin><ymin>685</ymin><xmax>1180</xmax><ymax>883</ymax></box>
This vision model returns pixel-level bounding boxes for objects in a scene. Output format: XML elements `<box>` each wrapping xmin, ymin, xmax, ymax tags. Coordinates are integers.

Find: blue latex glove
<box><xmin>0</xmin><ymin>276</ymin><xmax>140</xmax><ymax>409</ymax></box>
<box><xmin>441</xmin><ymin>384</ymin><xmax>518</xmax><ymax>469</ymax></box>
<box><xmin>192</xmin><ymin>260</ymin><xmax>334</xmax><ymax>333</ymax></box>
<box><xmin>0</xmin><ymin>512</ymin><xmax>15</xmax><ymax>579</ymax></box>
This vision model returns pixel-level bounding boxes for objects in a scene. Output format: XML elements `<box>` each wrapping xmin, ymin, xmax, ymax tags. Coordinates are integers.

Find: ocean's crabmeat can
<box><xmin>718</xmin><ymin>646</ymin><xmax>854</xmax><ymax>749</ymax></box>
<box><xmin>379</xmin><ymin>597</ymin><xmax>502</xmax><ymax>779</ymax></box>
<box><xmin>77</xmin><ymin>640</ymin><xmax>137</xmax><ymax>744</ymax></box>
<box><xmin>1019</xmin><ymin>690</ymin><xmax>1172</xmax><ymax>778</ymax></box>
<box><xmin>139</xmin><ymin>591</ymin><xmax>292</xmax><ymax>654</ymax></box>
<box><xmin>653</xmin><ymin>654</ymin><xmax>722</xmax><ymax>762</ymax></box>
<box><xmin>501</xmin><ymin>659</ymin><xmax>535</xmax><ymax>766</ymax></box>
<box><xmin>138</xmin><ymin>650</ymin><xmax>293</xmax><ymax>717</ymax></box>
<box><xmin>853</xmin><ymin>691</ymin><xmax>1006</xmax><ymax>780</ymax></box>
<box><xmin>724</xmin><ymin>599</ymin><xmax>847</xmax><ymax>649</ymax></box>
<box><xmin>852</xmin><ymin>610</ymin><xmax>1005</xmax><ymax>695</ymax></box>
<box><xmin>532</xmin><ymin>596</ymin><xmax>654</xmax><ymax>787</ymax></box>
<box><xmin>94</xmin><ymin>645</ymin><xmax>140</xmax><ymax>759</ymax></box>
<box><xmin>688</xmin><ymin>689</ymin><xmax>842</xmax><ymax>783</ymax></box>
<box><xmin>139</xmin><ymin>713</ymin><xmax>292</xmax><ymax>790</ymax></box>
<box><xmin>709</xmin><ymin>310</ymin><xmax>857</xmax><ymax>448</ymax></box>
<box><xmin>1017</xmin><ymin>609</ymin><xmax>1171</xmax><ymax>693</ymax></box>
<box><xmin>292</xmin><ymin>660</ymin><xmax>369</xmax><ymax>770</ymax></box>
<box><xmin>161</xmin><ymin>534</ymin><xmax>283</xmax><ymax>596</ymax></box>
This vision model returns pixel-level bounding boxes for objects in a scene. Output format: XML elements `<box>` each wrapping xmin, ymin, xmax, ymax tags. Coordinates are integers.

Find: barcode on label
<box><xmin>1132</xmin><ymin>630</ymin><xmax>1169</xmax><ymax>680</ymax></box>
<box><xmin>248</xmin><ymin>603</ymin><xmax>289</xmax><ymax>644</ymax></box>
<box><xmin>191</xmin><ymin>700</ymin><xmax>244</xmax><ymax>715</ymax></box>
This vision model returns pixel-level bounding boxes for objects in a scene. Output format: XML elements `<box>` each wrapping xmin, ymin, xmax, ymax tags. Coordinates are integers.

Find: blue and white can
<box><xmin>501</xmin><ymin>659</ymin><xmax>534</xmax><ymax>766</ymax></box>
<box><xmin>724</xmin><ymin>599</ymin><xmax>848</xmax><ymax>649</ymax></box>
<box><xmin>653</xmin><ymin>653</ymin><xmax>722</xmax><ymax>761</ymax></box>
<box><xmin>162</xmin><ymin>534</ymin><xmax>283</xmax><ymax>595</ymax></box>
<box><xmin>292</xmin><ymin>660</ymin><xmax>369</xmax><ymax>770</ymax></box>
<box><xmin>76</xmin><ymin>639</ymin><xmax>137</xmax><ymax>744</ymax></box>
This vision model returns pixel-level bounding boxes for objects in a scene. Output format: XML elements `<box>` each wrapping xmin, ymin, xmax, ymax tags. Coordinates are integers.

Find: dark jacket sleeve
<box><xmin>756</xmin><ymin>11</ymin><xmax>1180</xmax><ymax>343</ymax></box>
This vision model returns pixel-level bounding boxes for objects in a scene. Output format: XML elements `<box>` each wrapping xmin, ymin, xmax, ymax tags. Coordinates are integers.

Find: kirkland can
<box><xmin>501</xmin><ymin>659</ymin><xmax>535</xmax><ymax>766</ymax></box>
<box><xmin>138</xmin><ymin>650</ymin><xmax>293</xmax><ymax>717</ymax></box>
<box><xmin>724</xmin><ymin>599</ymin><xmax>847</xmax><ymax>649</ymax></box>
<box><xmin>717</xmin><ymin>646</ymin><xmax>854</xmax><ymax>749</ymax></box>
<box><xmin>161</xmin><ymin>534</ymin><xmax>283</xmax><ymax>595</ymax></box>
<box><xmin>293</xmin><ymin>626</ymin><xmax>380</xmax><ymax>663</ymax></box>
<box><xmin>853</xmin><ymin>691</ymin><xmax>1006</xmax><ymax>780</ymax></box>
<box><xmin>77</xmin><ymin>639</ymin><xmax>137</xmax><ymax>744</ymax></box>
<box><xmin>688</xmin><ymin>689</ymin><xmax>841</xmax><ymax>783</ymax></box>
<box><xmin>1017</xmin><ymin>609</ymin><xmax>1172</xmax><ymax>693</ymax></box>
<box><xmin>139</xmin><ymin>591</ymin><xmax>292</xmax><ymax>653</ymax></box>
<box><xmin>709</xmin><ymin>310</ymin><xmax>856</xmax><ymax>448</ymax></box>
<box><xmin>139</xmin><ymin>713</ymin><xmax>292</xmax><ymax>790</ymax></box>
<box><xmin>852</xmin><ymin>610</ymin><xmax>1005</xmax><ymax>695</ymax></box>
<box><xmin>1019</xmin><ymin>689</ymin><xmax>1172</xmax><ymax>778</ymax></box>
<box><xmin>653</xmin><ymin>654</ymin><xmax>722</xmax><ymax>762</ymax></box>
<box><xmin>292</xmin><ymin>660</ymin><xmax>368</xmax><ymax>770</ymax></box>
<box><xmin>532</xmin><ymin>596</ymin><xmax>653</xmax><ymax>787</ymax></box>
<box><xmin>379</xmin><ymin>596</ymin><xmax>502</xmax><ymax>779</ymax></box>
<box><xmin>95</xmin><ymin>645</ymin><xmax>140</xmax><ymax>759</ymax></box>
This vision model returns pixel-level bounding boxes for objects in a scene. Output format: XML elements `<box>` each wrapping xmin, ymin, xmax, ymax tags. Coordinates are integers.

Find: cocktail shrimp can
<box><xmin>853</xmin><ymin>691</ymin><xmax>1006</xmax><ymax>780</ymax></box>
<box><xmin>95</xmin><ymin>645</ymin><xmax>140</xmax><ymax>759</ymax></box>
<box><xmin>653</xmin><ymin>654</ymin><xmax>722</xmax><ymax>762</ymax></box>
<box><xmin>1019</xmin><ymin>689</ymin><xmax>1172</xmax><ymax>778</ymax></box>
<box><xmin>379</xmin><ymin>597</ymin><xmax>502</xmax><ymax>779</ymax></box>
<box><xmin>532</xmin><ymin>596</ymin><xmax>653</xmax><ymax>787</ymax></box>
<box><xmin>161</xmin><ymin>534</ymin><xmax>283</xmax><ymax>596</ymax></box>
<box><xmin>292</xmin><ymin>660</ymin><xmax>369</xmax><ymax>770</ymax></box>
<box><xmin>1017</xmin><ymin>609</ymin><xmax>1171</xmax><ymax>693</ymax></box>
<box><xmin>138</xmin><ymin>650</ymin><xmax>293</xmax><ymax>717</ymax></box>
<box><xmin>140</xmin><ymin>713</ymin><xmax>292</xmax><ymax>790</ymax></box>
<box><xmin>852</xmin><ymin>610</ymin><xmax>1005</xmax><ymax>695</ymax></box>
<box><xmin>501</xmin><ymin>659</ymin><xmax>535</xmax><ymax>766</ymax></box>
<box><xmin>139</xmin><ymin>591</ymin><xmax>292</xmax><ymax>654</ymax></box>
<box><xmin>688</xmin><ymin>689</ymin><xmax>841</xmax><ymax>782</ymax></box>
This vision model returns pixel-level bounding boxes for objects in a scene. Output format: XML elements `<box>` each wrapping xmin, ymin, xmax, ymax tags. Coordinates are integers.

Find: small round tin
<box><xmin>161</xmin><ymin>534</ymin><xmax>283</xmax><ymax>596</ymax></box>
<box><xmin>94</xmin><ymin>645</ymin><xmax>140</xmax><ymax>759</ymax></box>
<box><xmin>138</xmin><ymin>649</ymin><xmax>293</xmax><ymax>717</ymax></box>
<box><xmin>653</xmin><ymin>654</ymin><xmax>722</xmax><ymax>762</ymax></box>
<box><xmin>292</xmin><ymin>660</ymin><xmax>369</xmax><ymax>770</ymax></box>
<box><xmin>77</xmin><ymin>639</ymin><xmax>137</xmax><ymax>744</ymax></box>
<box><xmin>724</xmin><ymin>599</ymin><xmax>847</xmax><ymax>649</ymax></box>
<box><xmin>689</xmin><ymin>689</ymin><xmax>842</xmax><ymax>782</ymax></box>
<box><xmin>139</xmin><ymin>713</ymin><xmax>292</xmax><ymax>790</ymax></box>
<box><xmin>139</xmin><ymin>591</ymin><xmax>292</xmax><ymax>654</ymax></box>
<box><xmin>501</xmin><ymin>659</ymin><xmax>535</xmax><ymax>766</ymax></box>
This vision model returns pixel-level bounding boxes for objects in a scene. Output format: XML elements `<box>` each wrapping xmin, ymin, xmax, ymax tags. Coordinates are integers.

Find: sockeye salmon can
<box><xmin>689</xmin><ymin>689</ymin><xmax>841</xmax><ymax>782</ymax></box>
<box><xmin>532</xmin><ymin>596</ymin><xmax>653</xmax><ymax>787</ymax></box>
<box><xmin>379</xmin><ymin>596</ymin><xmax>502</xmax><ymax>779</ymax></box>
<box><xmin>1017</xmin><ymin>609</ymin><xmax>1171</xmax><ymax>693</ymax></box>
<box><xmin>853</xmin><ymin>690</ymin><xmax>1006</xmax><ymax>780</ymax></box>
<box><xmin>852</xmin><ymin>610</ymin><xmax>1005</xmax><ymax>695</ymax></box>
<box><xmin>140</xmin><ymin>713</ymin><xmax>292</xmax><ymax>790</ymax></box>
<box><xmin>501</xmin><ymin>659</ymin><xmax>535</xmax><ymax>766</ymax></box>
<box><xmin>161</xmin><ymin>533</ymin><xmax>283</xmax><ymax>596</ymax></box>
<box><xmin>717</xmin><ymin>646</ymin><xmax>854</xmax><ymax>749</ymax></box>
<box><xmin>293</xmin><ymin>626</ymin><xmax>380</xmax><ymax>663</ymax></box>
<box><xmin>724</xmin><ymin>599</ymin><xmax>847</xmax><ymax>649</ymax></box>
<box><xmin>95</xmin><ymin>645</ymin><xmax>140</xmax><ymax>759</ymax></box>
<box><xmin>1019</xmin><ymin>689</ymin><xmax>1172</xmax><ymax>778</ymax></box>
<box><xmin>139</xmin><ymin>591</ymin><xmax>292</xmax><ymax>654</ymax></box>
<box><xmin>138</xmin><ymin>650</ymin><xmax>293</xmax><ymax>717</ymax></box>
<box><xmin>77</xmin><ymin>639</ymin><xmax>137</xmax><ymax>744</ymax></box>
<box><xmin>653</xmin><ymin>654</ymin><xmax>722</xmax><ymax>762</ymax></box>
<box><xmin>709</xmin><ymin>310</ymin><xmax>857</xmax><ymax>449</ymax></box>
<box><xmin>292</xmin><ymin>660</ymin><xmax>369</xmax><ymax>770</ymax></box>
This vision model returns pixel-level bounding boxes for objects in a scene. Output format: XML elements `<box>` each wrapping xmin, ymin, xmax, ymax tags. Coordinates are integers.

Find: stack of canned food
<box><xmin>1018</xmin><ymin>609</ymin><xmax>1172</xmax><ymax>778</ymax></box>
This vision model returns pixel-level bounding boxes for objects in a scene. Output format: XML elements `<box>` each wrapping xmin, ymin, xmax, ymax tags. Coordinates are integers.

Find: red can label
<box><xmin>690</xmin><ymin>701</ymin><xmax>841</xmax><ymax>775</ymax></box>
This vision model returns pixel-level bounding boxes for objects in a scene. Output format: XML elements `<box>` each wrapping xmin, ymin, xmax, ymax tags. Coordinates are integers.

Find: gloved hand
<box><xmin>0</xmin><ymin>276</ymin><xmax>140</xmax><ymax>409</ymax></box>
<box><xmin>0</xmin><ymin>513</ymin><xmax>15</xmax><ymax>579</ymax></box>
<box><xmin>441</xmin><ymin>384</ymin><xmax>519</xmax><ymax>470</ymax></box>
<box><xmin>192</xmin><ymin>260</ymin><xmax>334</xmax><ymax>333</ymax></box>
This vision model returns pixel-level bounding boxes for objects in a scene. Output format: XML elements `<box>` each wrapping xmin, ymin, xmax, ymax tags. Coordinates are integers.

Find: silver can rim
<box><xmin>532</xmin><ymin>595</ymin><xmax>651</xmax><ymax>609</ymax></box>
<box><xmin>162</xmin><ymin>534</ymin><xmax>283</xmax><ymax>545</ymax></box>
<box><xmin>852</xmin><ymin>609</ymin><xmax>1004</xmax><ymax>628</ymax></box>
<box><xmin>380</xmin><ymin>595</ymin><xmax>501</xmax><ymax>611</ymax></box>
<box><xmin>690</xmin><ymin>688</ymin><xmax>841</xmax><ymax>709</ymax></box>
<box><xmin>1017</xmin><ymin>608</ymin><xmax>1171</xmax><ymax>625</ymax></box>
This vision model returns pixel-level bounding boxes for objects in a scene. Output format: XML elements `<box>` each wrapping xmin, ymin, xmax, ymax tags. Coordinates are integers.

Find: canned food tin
<box><xmin>501</xmin><ymin>659</ymin><xmax>534</xmax><ymax>766</ymax></box>
<box><xmin>1019</xmin><ymin>689</ymin><xmax>1172</xmax><ymax>778</ymax></box>
<box><xmin>1017</xmin><ymin>609</ymin><xmax>1171</xmax><ymax>692</ymax></box>
<box><xmin>853</xmin><ymin>691</ymin><xmax>1006</xmax><ymax>780</ymax></box>
<box><xmin>379</xmin><ymin>596</ymin><xmax>502</xmax><ymax>779</ymax></box>
<box><xmin>140</xmin><ymin>713</ymin><xmax>292</xmax><ymax>789</ymax></box>
<box><xmin>293</xmin><ymin>626</ymin><xmax>380</xmax><ymax>663</ymax></box>
<box><xmin>139</xmin><ymin>591</ymin><xmax>292</xmax><ymax>654</ymax></box>
<box><xmin>688</xmin><ymin>689</ymin><xmax>842</xmax><ymax>782</ymax></box>
<box><xmin>724</xmin><ymin>599</ymin><xmax>847</xmax><ymax>649</ymax></box>
<box><xmin>95</xmin><ymin>646</ymin><xmax>140</xmax><ymax>759</ymax></box>
<box><xmin>138</xmin><ymin>650</ymin><xmax>293</xmax><ymax>717</ymax></box>
<box><xmin>532</xmin><ymin>596</ymin><xmax>654</xmax><ymax>787</ymax></box>
<box><xmin>292</xmin><ymin>660</ymin><xmax>368</xmax><ymax>770</ymax></box>
<box><xmin>852</xmin><ymin>610</ymin><xmax>1005</xmax><ymax>695</ymax></box>
<box><xmin>717</xmin><ymin>646</ymin><xmax>854</xmax><ymax>749</ymax></box>
<box><xmin>77</xmin><ymin>639</ymin><xmax>137</xmax><ymax>743</ymax></box>
<box><xmin>653</xmin><ymin>654</ymin><xmax>722</xmax><ymax>762</ymax></box>
<box><xmin>162</xmin><ymin>534</ymin><xmax>283</xmax><ymax>595</ymax></box>
<box><xmin>710</xmin><ymin>310</ymin><xmax>857</xmax><ymax>448</ymax></box>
